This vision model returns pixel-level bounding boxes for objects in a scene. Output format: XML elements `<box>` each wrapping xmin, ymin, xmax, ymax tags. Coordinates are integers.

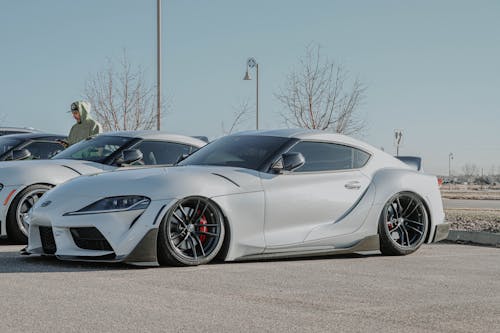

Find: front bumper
<box><xmin>26</xmin><ymin>199</ymin><xmax>174</xmax><ymax>266</ymax></box>
<box><xmin>432</xmin><ymin>222</ymin><xmax>450</xmax><ymax>243</ymax></box>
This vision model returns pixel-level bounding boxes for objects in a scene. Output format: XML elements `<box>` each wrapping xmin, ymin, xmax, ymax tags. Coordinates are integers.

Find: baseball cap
<box><xmin>68</xmin><ymin>102</ymin><xmax>79</xmax><ymax>113</ymax></box>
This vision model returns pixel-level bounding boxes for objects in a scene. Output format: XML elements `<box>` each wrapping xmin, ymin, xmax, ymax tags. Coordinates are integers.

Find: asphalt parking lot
<box><xmin>0</xmin><ymin>242</ymin><xmax>498</xmax><ymax>333</ymax></box>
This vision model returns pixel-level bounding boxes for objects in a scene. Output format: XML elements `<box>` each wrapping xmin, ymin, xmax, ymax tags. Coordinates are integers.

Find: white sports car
<box><xmin>0</xmin><ymin>131</ymin><xmax>206</xmax><ymax>243</ymax></box>
<box><xmin>25</xmin><ymin>129</ymin><xmax>449</xmax><ymax>266</ymax></box>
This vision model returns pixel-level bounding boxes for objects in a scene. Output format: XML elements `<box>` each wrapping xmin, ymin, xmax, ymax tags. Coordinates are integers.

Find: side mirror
<box><xmin>272</xmin><ymin>152</ymin><xmax>305</xmax><ymax>173</ymax></box>
<box><xmin>11</xmin><ymin>149</ymin><xmax>32</xmax><ymax>161</ymax></box>
<box><xmin>118</xmin><ymin>149</ymin><xmax>143</xmax><ymax>166</ymax></box>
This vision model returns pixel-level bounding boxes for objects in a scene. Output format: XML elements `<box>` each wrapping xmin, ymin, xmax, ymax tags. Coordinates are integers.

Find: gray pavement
<box><xmin>443</xmin><ymin>198</ymin><xmax>500</xmax><ymax>210</ymax></box>
<box><xmin>0</xmin><ymin>243</ymin><xmax>499</xmax><ymax>332</ymax></box>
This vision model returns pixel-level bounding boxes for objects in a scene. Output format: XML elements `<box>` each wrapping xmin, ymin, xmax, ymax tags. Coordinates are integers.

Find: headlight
<box><xmin>0</xmin><ymin>184</ymin><xmax>3</xmax><ymax>191</ymax></box>
<box><xmin>65</xmin><ymin>196</ymin><xmax>150</xmax><ymax>215</ymax></box>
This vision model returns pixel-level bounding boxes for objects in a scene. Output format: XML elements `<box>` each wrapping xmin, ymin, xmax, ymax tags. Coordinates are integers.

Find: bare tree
<box><xmin>276</xmin><ymin>44</ymin><xmax>367</xmax><ymax>134</ymax></box>
<box><xmin>462</xmin><ymin>163</ymin><xmax>479</xmax><ymax>177</ymax></box>
<box><xmin>84</xmin><ymin>51</ymin><xmax>161</xmax><ymax>132</ymax></box>
<box><xmin>221</xmin><ymin>100</ymin><xmax>253</xmax><ymax>135</ymax></box>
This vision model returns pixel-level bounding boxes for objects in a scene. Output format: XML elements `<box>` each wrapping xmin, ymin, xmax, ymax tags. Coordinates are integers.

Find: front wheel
<box><xmin>157</xmin><ymin>197</ymin><xmax>225</xmax><ymax>266</ymax></box>
<box><xmin>379</xmin><ymin>192</ymin><xmax>428</xmax><ymax>256</ymax></box>
<box><xmin>7</xmin><ymin>184</ymin><xmax>52</xmax><ymax>244</ymax></box>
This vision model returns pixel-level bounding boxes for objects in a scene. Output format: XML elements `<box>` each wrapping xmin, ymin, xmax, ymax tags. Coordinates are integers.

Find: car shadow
<box><xmin>209</xmin><ymin>251</ymin><xmax>382</xmax><ymax>266</ymax></box>
<box><xmin>0</xmin><ymin>249</ymin><xmax>141</xmax><ymax>273</ymax></box>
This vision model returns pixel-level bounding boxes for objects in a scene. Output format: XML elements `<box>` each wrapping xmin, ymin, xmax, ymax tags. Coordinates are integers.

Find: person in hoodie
<box><xmin>67</xmin><ymin>101</ymin><xmax>102</xmax><ymax>146</ymax></box>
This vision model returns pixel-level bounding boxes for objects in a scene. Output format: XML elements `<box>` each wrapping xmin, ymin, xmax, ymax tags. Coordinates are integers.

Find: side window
<box><xmin>24</xmin><ymin>141</ymin><xmax>65</xmax><ymax>159</ymax></box>
<box><xmin>288</xmin><ymin>141</ymin><xmax>370</xmax><ymax>172</ymax></box>
<box><xmin>133</xmin><ymin>141</ymin><xmax>194</xmax><ymax>165</ymax></box>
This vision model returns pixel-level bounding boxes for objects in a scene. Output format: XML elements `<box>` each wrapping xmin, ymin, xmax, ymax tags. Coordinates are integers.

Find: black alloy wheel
<box><xmin>158</xmin><ymin>197</ymin><xmax>225</xmax><ymax>266</ymax></box>
<box><xmin>379</xmin><ymin>192</ymin><xmax>429</xmax><ymax>256</ymax></box>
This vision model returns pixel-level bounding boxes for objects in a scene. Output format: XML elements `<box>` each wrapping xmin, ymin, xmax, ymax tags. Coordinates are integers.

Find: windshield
<box><xmin>52</xmin><ymin>136</ymin><xmax>133</xmax><ymax>163</ymax></box>
<box><xmin>0</xmin><ymin>137</ymin><xmax>22</xmax><ymax>155</ymax></box>
<box><xmin>179</xmin><ymin>135</ymin><xmax>290</xmax><ymax>170</ymax></box>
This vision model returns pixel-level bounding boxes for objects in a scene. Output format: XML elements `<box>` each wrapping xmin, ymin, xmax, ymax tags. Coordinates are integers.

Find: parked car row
<box><xmin>0</xmin><ymin>131</ymin><xmax>206</xmax><ymax>243</ymax></box>
<box><xmin>0</xmin><ymin>128</ymin><xmax>449</xmax><ymax>267</ymax></box>
<box><xmin>0</xmin><ymin>129</ymin><xmax>448</xmax><ymax>265</ymax></box>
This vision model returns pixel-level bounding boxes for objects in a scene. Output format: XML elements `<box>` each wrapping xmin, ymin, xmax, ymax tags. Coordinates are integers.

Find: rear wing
<box><xmin>395</xmin><ymin>156</ymin><xmax>423</xmax><ymax>172</ymax></box>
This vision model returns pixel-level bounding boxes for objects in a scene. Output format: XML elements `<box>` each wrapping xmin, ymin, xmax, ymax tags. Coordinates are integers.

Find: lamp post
<box><xmin>394</xmin><ymin>129</ymin><xmax>403</xmax><ymax>156</ymax></box>
<box><xmin>243</xmin><ymin>57</ymin><xmax>259</xmax><ymax>130</ymax></box>
<box><xmin>448</xmin><ymin>153</ymin><xmax>454</xmax><ymax>177</ymax></box>
<box><xmin>156</xmin><ymin>0</ymin><xmax>162</xmax><ymax>130</ymax></box>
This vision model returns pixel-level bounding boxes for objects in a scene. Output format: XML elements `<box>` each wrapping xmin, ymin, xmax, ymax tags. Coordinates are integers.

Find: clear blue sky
<box><xmin>1</xmin><ymin>0</ymin><xmax>499</xmax><ymax>175</ymax></box>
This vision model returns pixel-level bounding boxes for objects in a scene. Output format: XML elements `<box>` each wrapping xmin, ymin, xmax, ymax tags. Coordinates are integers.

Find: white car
<box><xmin>25</xmin><ymin>129</ymin><xmax>449</xmax><ymax>266</ymax></box>
<box><xmin>0</xmin><ymin>131</ymin><xmax>206</xmax><ymax>243</ymax></box>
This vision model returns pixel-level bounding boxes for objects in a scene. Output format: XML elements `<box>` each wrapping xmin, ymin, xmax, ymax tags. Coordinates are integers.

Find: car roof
<box><xmin>0</xmin><ymin>127</ymin><xmax>40</xmax><ymax>133</ymax></box>
<box><xmin>100</xmin><ymin>131</ymin><xmax>207</xmax><ymax>147</ymax></box>
<box><xmin>0</xmin><ymin>132</ymin><xmax>66</xmax><ymax>140</ymax></box>
<box><xmin>233</xmin><ymin>128</ymin><xmax>374</xmax><ymax>152</ymax></box>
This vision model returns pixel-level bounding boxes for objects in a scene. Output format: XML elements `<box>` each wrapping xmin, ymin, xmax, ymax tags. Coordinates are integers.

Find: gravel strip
<box><xmin>441</xmin><ymin>192</ymin><xmax>500</xmax><ymax>200</ymax></box>
<box><xmin>446</xmin><ymin>209</ymin><xmax>500</xmax><ymax>233</ymax></box>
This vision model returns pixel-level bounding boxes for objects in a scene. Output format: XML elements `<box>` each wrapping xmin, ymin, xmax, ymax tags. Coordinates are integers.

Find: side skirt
<box><xmin>235</xmin><ymin>235</ymin><xmax>380</xmax><ymax>261</ymax></box>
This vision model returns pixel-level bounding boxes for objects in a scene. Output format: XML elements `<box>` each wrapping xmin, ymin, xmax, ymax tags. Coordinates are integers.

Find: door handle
<box><xmin>344</xmin><ymin>181</ymin><xmax>361</xmax><ymax>190</ymax></box>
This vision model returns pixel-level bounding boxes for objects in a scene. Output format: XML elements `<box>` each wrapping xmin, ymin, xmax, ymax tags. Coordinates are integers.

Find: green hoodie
<box><xmin>67</xmin><ymin>101</ymin><xmax>102</xmax><ymax>145</ymax></box>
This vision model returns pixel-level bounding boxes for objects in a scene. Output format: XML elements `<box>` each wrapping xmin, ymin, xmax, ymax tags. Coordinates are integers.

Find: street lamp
<box><xmin>243</xmin><ymin>57</ymin><xmax>259</xmax><ymax>130</ymax></box>
<box><xmin>156</xmin><ymin>0</ymin><xmax>162</xmax><ymax>130</ymax></box>
<box><xmin>394</xmin><ymin>129</ymin><xmax>403</xmax><ymax>156</ymax></box>
<box><xmin>448</xmin><ymin>153</ymin><xmax>454</xmax><ymax>178</ymax></box>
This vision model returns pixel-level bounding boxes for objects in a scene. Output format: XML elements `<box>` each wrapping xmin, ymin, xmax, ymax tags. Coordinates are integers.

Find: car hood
<box><xmin>36</xmin><ymin>165</ymin><xmax>264</xmax><ymax>212</ymax></box>
<box><xmin>0</xmin><ymin>159</ymin><xmax>114</xmax><ymax>186</ymax></box>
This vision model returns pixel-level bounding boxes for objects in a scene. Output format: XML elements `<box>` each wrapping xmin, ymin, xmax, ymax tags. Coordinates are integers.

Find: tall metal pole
<box><xmin>448</xmin><ymin>153</ymin><xmax>453</xmax><ymax>177</ymax></box>
<box><xmin>156</xmin><ymin>0</ymin><xmax>161</xmax><ymax>130</ymax></box>
<box><xmin>243</xmin><ymin>58</ymin><xmax>259</xmax><ymax>130</ymax></box>
<box><xmin>256</xmin><ymin>63</ymin><xmax>259</xmax><ymax>130</ymax></box>
<box><xmin>394</xmin><ymin>130</ymin><xmax>402</xmax><ymax>156</ymax></box>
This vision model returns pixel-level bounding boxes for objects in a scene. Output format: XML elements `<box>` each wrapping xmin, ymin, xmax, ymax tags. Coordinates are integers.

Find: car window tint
<box><xmin>179</xmin><ymin>135</ymin><xmax>290</xmax><ymax>170</ymax></box>
<box><xmin>288</xmin><ymin>141</ymin><xmax>370</xmax><ymax>172</ymax></box>
<box><xmin>0</xmin><ymin>131</ymin><xmax>24</xmax><ymax>136</ymax></box>
<box><xmin>52</xmin><ymin>136</ymin><xmax>132</xmax><ymax>163</ymax></box>
<box><xmin>133</xmin><ymin>141</ymin><xmax>194</xmax><ymax>165</ymax></box>
<box><xmin>0</xmin><ymin>137</ymin><xmax>22</xmax><ymax>154</ymax></box>
<box><xmin>24</xmin><ymin>141</ymin><xmax>66</xmax><ymax>159</ymax></box>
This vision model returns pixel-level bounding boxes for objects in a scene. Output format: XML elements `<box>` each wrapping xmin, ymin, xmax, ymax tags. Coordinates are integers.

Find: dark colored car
<box><xmin>0</xmin><ymin>127</ymin><xmax>40</xmax><ymax>136</ymax></box>
<box><xmin>0</xmin><ymin>133</ymin><xmax>67</xmax><ymax>161</ymax></box>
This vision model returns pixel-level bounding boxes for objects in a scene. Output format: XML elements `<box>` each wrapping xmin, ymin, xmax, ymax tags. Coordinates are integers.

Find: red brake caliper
<box><xmin>198</xmin><ymin>213</ymin><xmax>207</xmax><ymax>243</ymax></box>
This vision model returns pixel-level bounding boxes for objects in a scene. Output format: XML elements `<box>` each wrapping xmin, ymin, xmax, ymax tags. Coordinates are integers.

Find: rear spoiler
<box><xmin>395</xmin><ymin>156</ymin><xmax>423</xmax><ymax>172</ymax></box>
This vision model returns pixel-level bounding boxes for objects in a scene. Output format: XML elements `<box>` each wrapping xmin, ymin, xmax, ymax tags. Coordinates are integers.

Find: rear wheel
<box><xmin>157</xmin><ymin>197</ymin><xmax>225</xmax><ymax>266</ymax></box>
<box><xmin>7</xmin><ymin>184</ymin><xmax>52</xmax><ymax>244</ymax></box>
<box><xmin>379</xmin><ymin>192</ymin><xmax>428</xmax><ymax>256</ymax></box>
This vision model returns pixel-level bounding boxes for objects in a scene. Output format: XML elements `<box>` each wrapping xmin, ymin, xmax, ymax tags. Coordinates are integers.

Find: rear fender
<box><xmin>371</xmin><ymin>168</ymin><xmax>444</xmax><ymax>242</ymax></box>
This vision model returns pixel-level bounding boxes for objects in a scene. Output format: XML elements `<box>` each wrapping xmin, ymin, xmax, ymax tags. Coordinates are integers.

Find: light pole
<box><xmin>156</xmin><ymin>0</ymin><xmax>162</xmax><ymax>130</ymax></box>
<box><xmin>243</xmin><ymin>57</ymin><xmax>259</xmax><ymax>130</ymax></box>
<box><xmin>394</xmin><ymin>129</ymin><xmax>403</xmax><ymax>156</ymax></box>
<box><xmin>448</xmin><ymin>153</ymin><xmax>454</xmax><ymax>178</ymax></box>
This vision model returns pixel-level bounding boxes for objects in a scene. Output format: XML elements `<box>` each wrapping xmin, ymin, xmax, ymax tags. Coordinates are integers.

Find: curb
<box><xmin>447</xmin><ymin>230</ymin><xmax>500</xmax><ymax>247</ymax></box>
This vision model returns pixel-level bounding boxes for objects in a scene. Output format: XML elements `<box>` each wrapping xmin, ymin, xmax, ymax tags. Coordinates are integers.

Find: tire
<box><xmin>157</xmin><ymin>197</ymin><xmax>225</xmax><ymax>266</ymax></box>
<box><xmin>378</xmin><ymin>192</ymin><xmax>429</xmax><ymax>256</ymax></box>
<box><xmin>7</xmin><ymin>184</ymin><xmax>53</xmax><ymax>244</ymax></box>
